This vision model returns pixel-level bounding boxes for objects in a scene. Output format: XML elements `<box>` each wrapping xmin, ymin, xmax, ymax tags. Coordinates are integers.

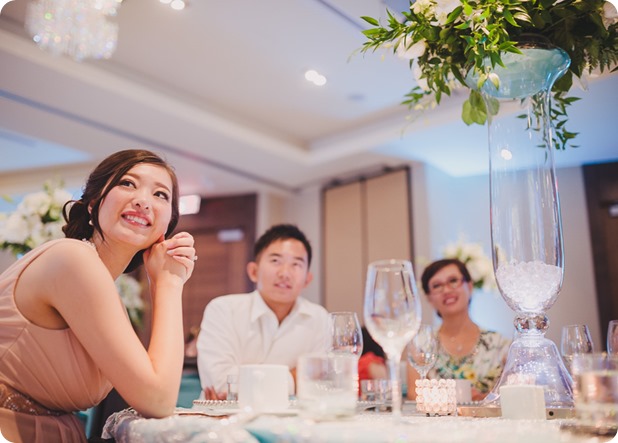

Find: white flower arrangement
<box><xmin>442</xmin><ymin>239</ymin><xmax>496</xmax><ymax>292</ymax></box>
<box><xmin>0</xmin><ymin>180</ymin><xmax>73</xmax><ymax>256</ymax></box>
<box><xmin>115</xmin><ymin>274</ymin><xmax>144</xmax><ymax>329</ymax></box>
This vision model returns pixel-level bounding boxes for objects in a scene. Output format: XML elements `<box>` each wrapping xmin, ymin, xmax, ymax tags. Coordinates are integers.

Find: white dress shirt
<box><xmin>196</xmin><ymin>290</ymin><xmax>331</xmax><ymax>394</ymax></box>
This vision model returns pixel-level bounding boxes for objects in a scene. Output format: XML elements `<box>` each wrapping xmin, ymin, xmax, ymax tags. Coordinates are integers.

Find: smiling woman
<box><xmin>406</xmin><ymin>258</ymin><xmax>510</xmax><ymax>402</ymax></box>
<box><xmin>0</xmin><ymin>149</ymin><xmax>196</xmax><ymax>442</ymax></box>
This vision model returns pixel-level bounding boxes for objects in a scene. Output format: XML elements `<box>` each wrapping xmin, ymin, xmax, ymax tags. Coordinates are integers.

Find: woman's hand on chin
<box><xmin>144</xmin><ymin>232</ymin><xmax>196</xmax><ymax>286</ymax></box>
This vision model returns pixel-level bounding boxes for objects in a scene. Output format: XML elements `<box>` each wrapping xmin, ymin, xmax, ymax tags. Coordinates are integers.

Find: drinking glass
<box><xmin>364</xmin><ymin>259</ymin><xmax>421</xmax><ymax>420</ymax></box>
<box><xmin>571</xmin><ymin>353</ymin><xmax>618</xmax><ymax>431</ymax></box>
<box><xmin>607</xmin><ymin>320</ymin><xmax>618</xmax><ymax>355</ymax></box>
<box><xmin>329</xmin><ymin>312</ymin><xmax>363</xmax><ymax>358</ymax></box>
<box><xmin>406</xmin><ymin>323</ymin><xmax>438</xmax><ymax>380</ymax></box>
<box><xmin>561</xmin><ymin>324</ymin><xmax>594</xmax><ymax>372</ymax></box>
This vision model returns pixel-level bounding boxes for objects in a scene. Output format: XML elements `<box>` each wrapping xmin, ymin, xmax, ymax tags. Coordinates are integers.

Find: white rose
<box><xmin>412</xmin><ymin>0</ymin><xmax>433</xmax><ymax>16</ymax></box>
<box><xmin>466</xmin><ymin>260</ymin><xmax>483</xmax><ymax>283</ymax></box>
<box><xmin>412</xmin><ymin>61</ymin><xmax>430</xmax><ymax>91</ymax></box>
<box><xmin>443</xmin><ymin>244</ymin><xmax>458</xmax><ymax>258</ymax></box>
<box><xmin>434</xmin><ymin>0</ymin><xmax>460</xmax><ymax>25</ymax></box>
<box><xmin>21</xmin><ymin>191</ymin><xmax>51</xmax><ymax>217</ymax></box>
<box><xmin>44</xmin><ymin>221</ymin><xmax>65</xmax><ymax>242</ymax></box>
<box><xmin>466</xmin><ymin>243</ymin><xmax>485</xmax><ymax>260</ymax></box>
<box><xmin>4</xmin><ymin>213</ymin><xmax>29</xmax><ymax>244</ymax></box>
<box><xmin>116</xmin><ymin>275</ymin><xmax>144</xmax><ymax>310</ymax></box>
<box><xmin>28</xmin><ymin>219</ymin><xmax>48</xmax><ymax>247</ymax></box>
<box><xmin>52</xmin><ymin>189</ymin><xmax>72</xmax><ymax>207</ymax></box>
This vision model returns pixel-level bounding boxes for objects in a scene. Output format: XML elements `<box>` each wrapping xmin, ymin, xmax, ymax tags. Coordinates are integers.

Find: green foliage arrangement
<box><xmin>361</xmin><ymin>0</ymin><xmax>618</xmax><ymax>149</ymax></box>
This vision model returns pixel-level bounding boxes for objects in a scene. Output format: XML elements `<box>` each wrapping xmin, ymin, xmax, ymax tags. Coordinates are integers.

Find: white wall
<box><xmin>282</xmin><ymin>185</ymin><xmax>322</xmax><ymax>306</ymax></box>
<box><xmin>282</xmin><ymin>163</ymin><xmax>601</xmax><ymax>349</ymax></box>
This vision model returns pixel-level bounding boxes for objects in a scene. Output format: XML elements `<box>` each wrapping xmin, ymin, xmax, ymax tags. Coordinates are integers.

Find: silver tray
<box><xmin>457</xmin><ymin>405</ymin><xmax>575</xmax><ymax>420</ymax></box>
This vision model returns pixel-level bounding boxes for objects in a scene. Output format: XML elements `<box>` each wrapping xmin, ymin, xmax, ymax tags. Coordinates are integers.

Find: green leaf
<box><xmin>503</xmin><ymin>8</ymin><xmax>518</xmax><ymax>27</ymax></box>
<box><xmin>462</xmin><ymin>90</ymin><xmax>488</xmax><ymax>125</ymax></box>
<box><xmin>445</xmin><ymin>6</ymin><xmax>463</xmax><ymax>25</ymax></box>
<box><xmin>361</xmin><ymin>16</ymin><xmax>380</xmax><ymax>26</ymax></box>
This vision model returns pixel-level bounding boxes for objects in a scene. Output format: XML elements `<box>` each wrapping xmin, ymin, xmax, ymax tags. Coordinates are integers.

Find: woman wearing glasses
<box><xmin>407</xmin><ymin>258</ymin><xmax>510</xmax><ymax>401</ymax></box>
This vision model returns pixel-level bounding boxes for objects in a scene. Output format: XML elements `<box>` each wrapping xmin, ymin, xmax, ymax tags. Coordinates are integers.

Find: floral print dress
<box><xmin>427</xmin><ymin>330</ymin><xmax>511</xmax><ymax>395</ymax></box>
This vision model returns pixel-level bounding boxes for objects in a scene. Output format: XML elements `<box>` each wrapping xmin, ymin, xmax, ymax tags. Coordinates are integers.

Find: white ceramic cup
<box><xmin>238</xmin><ymin>364</ymin><xmax>289</xmax><ymax>412</ymax></box>
<box><xmin>296</xmin><ymin>353</ymin><xmax>358</xmax><ymax>420</ymax></box>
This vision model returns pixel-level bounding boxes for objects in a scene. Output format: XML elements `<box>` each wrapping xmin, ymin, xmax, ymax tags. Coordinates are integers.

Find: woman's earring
<box><xmin>88</xmin><ymin>218</ymin><xmax>94</xmax><ymax>226</ymax></box>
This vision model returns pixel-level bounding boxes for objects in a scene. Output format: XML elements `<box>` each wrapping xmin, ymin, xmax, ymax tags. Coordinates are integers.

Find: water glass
<box><xmin>560</xmin><ymin>324</ymin><xmax>594</xmax><ymax>372</ymax></box>
<box><xmin>571</xmin><ymin>353</ymin><xmax>618</xmax><ymax>431</ymax></box>
<box><xmin>238</xmin><ymin>364</ymin><xmax>289</xmax><ymax>412</ymax></box>
<box><xmin>329</xmin><ymin>312</ymin><xmax>363</xmax><ymax>357</ymax></box>
<box><xmin>359</xmin><ymin>379</ymin><xmax>392</xmax><ymax>407</ymax></box>
<box><xmin>607</xmin><ymin>320</ymin><xmax>618</xmax><ymax>355</ymax></box>
<box><xmin>406</xmin><ymin>324</ymin><xmax>438</xmax><ymax>380</ymax></box>
<box><xmin>364</xmin><ymin>259</ymin><xmax>421</xmax><ymax>420</ymax></box>
<box><xmin>296</xmin><ymin>353</ymin><xmax>358</xmax><ymax>420</ymax></box>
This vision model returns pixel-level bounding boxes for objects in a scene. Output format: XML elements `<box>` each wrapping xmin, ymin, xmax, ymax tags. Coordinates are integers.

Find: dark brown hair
<box><xmin>254</xmin><ymin>224</ymin><xmax>312</xmax><ymax>267</ymax></box>
<box><xmin>420</xmin><ymin>258</ymin><xmax>472</xmax><ymax>295</ymax></box>
<box><xmin>62</xmin><ymin>149</ymin><xmax>180</xmax><ymax>272</ymax></box>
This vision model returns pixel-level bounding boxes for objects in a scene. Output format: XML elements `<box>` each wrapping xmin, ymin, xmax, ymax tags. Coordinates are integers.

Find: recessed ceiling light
<box><xmin>304</xmin><ymin>69</ymin><xmax>327</xmax><ymax>86</ymax></box>
<box><xmin>170</xmin><ymin>0</ymin><xmax>186</xmax><ymax>10</ymax></box>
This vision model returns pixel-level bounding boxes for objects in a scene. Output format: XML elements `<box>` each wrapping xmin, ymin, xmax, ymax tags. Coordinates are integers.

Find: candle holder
<box><xmin>415</xmin><ymin>379</ymin><xmax>457</xmax><ymax>416</ymax></box>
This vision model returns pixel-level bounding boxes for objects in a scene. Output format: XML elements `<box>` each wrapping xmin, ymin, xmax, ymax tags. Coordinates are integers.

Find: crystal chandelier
<box><xmin>25</xmin><ymin>0</ymin><xmax>123</xmax><ymax>61</ymax></box>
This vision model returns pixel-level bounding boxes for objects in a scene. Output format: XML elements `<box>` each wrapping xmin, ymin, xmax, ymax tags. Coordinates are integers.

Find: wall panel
<box><xmin>323</xmin><ymin>167</ymin><xmax>412</xmax><ymax>321</ymax></box>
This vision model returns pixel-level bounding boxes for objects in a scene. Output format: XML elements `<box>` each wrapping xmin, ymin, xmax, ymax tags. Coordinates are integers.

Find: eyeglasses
<box><xmin>429</xmin><ymin>277</ymin><xmax>465</xmax><ymax>294</ymax></box>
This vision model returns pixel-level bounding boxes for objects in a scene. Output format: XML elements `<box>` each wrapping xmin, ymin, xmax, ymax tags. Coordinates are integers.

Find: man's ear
<box><xmin>246</xmin><ymin>262</ymin><xmax>258</xmax><ymax>283</ymax></box>
<box><xmin>303</xmin><ymin>271</ymin><xmax>313</xmax><ymax>288</ymax></box>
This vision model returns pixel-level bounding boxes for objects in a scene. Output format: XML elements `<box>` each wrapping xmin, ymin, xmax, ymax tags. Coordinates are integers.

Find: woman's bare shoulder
<box><xmin>27</xmin><ymin>238</ymin><xmax>106</xmax><ymax>280</ymax></box>
<box><xmin>38</xmin><ymin>238</ymin><xmax>98</xmax><ymax>258</ymax></box>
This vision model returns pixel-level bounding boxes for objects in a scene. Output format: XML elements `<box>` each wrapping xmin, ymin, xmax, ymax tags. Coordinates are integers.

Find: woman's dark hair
<box><xmin>420</xmin><ymin>258</ymin><xmax>472</xmax><ymax>295</ymax></box>
<box><xmin>62</xmin><ymin>149</ymin><xmax>180</xmax><ymax>272</ymax></box>
<box><xmin>254</xmin><ymin>224</ymin><xmax>312</xmax><ymax>267</ymax></box>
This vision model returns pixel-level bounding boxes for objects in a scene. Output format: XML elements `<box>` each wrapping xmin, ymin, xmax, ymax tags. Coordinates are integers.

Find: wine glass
<box><xmin>607</xmin><ymin>320</ymin><xmax>618</xmax><ymax>355</ymax></box>
<box><xmin>406</xmin><ymin>324</ymin><xmax>438</xmax><ymax>380</ymax></box>
<box><xmin>329</xmin><ymin>312</ymin><xmax>363</xmax><ymax>358</ymax></box>
<box><xmin>560</xmin><ymin>324</ymin><xmax>594</xmax><ymax>372</ymax></box>
<box><xmin>364</xmin><ymin>259</ymin><xmax>421</xmax><ymax>420</ymax></box>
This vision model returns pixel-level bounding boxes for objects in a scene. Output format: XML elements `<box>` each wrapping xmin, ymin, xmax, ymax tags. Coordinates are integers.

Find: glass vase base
<box><xmin>483</xmin><ymin>334</ymin><xmax>573</xmax><ymax>408</ymax></box>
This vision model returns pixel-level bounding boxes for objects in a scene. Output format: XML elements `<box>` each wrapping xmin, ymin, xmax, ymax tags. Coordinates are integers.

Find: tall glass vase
<box><xmin>475</xmin><ymin>41</ymin><xmax>573</xmax><ymax>408</ymax></box>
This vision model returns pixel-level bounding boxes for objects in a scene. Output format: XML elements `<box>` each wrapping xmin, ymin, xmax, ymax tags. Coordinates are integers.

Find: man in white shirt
<box><xmin>196</xmin><ymin>224</ymin><xmax>330</xmax><ymax>399</ymax></box>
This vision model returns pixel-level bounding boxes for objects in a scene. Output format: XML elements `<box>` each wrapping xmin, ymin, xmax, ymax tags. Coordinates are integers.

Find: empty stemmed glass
<box><xmin>329</xmin><ymin>312</ymin><xmax>363</xmax><ymax>358</ymax></box>
<box><xmin>560</xmin><ymin>324</ymin><xmax>594</xmax><ymax>372</ymax></box>
<box><xmin>607</xmin><ymin>320</ymin><xmax>618</xmax><ymax>355</ymax></box>
<box><xmin>364</xmin><ymin>259</ymin><xmax>421</xmax><ymax>420</ymax></box>
<box><xmin>406</xmin><ymin>324</ymin><xmax>438</xmax><ymax>380</ymax></box>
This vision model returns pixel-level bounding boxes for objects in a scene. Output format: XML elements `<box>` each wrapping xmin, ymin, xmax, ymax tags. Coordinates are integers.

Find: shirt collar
<box><xmin>249</xmin><ymin>290</ymin><xmax>311</xmax><ymax>323</ymax></box>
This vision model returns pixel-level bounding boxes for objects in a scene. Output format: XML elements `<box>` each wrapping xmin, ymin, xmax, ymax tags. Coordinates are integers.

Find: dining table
<box><xmin>101</xmin><ymin>401</ymin><xmax>616</xmax><ymax>443</ymax></box>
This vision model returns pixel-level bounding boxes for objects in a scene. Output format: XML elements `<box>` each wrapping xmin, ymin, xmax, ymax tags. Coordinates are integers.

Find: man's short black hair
<box><xmin>254</xmin><ymin>224</ymin><xmax>312</xmax><ymax>267</ymax></box>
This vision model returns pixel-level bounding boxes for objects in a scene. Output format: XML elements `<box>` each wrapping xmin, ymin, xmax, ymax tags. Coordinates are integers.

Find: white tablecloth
<box><xmin>103</xmin><ymin>406</ymin><xmax>615</xmax><ymax>443</ymax></box>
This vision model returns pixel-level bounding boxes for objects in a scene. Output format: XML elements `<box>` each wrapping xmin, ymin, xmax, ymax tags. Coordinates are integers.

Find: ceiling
<box><xmin>1</xmin><ymin>0</ymin><xmax>617</xmax><ymax>199</ymax></box>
